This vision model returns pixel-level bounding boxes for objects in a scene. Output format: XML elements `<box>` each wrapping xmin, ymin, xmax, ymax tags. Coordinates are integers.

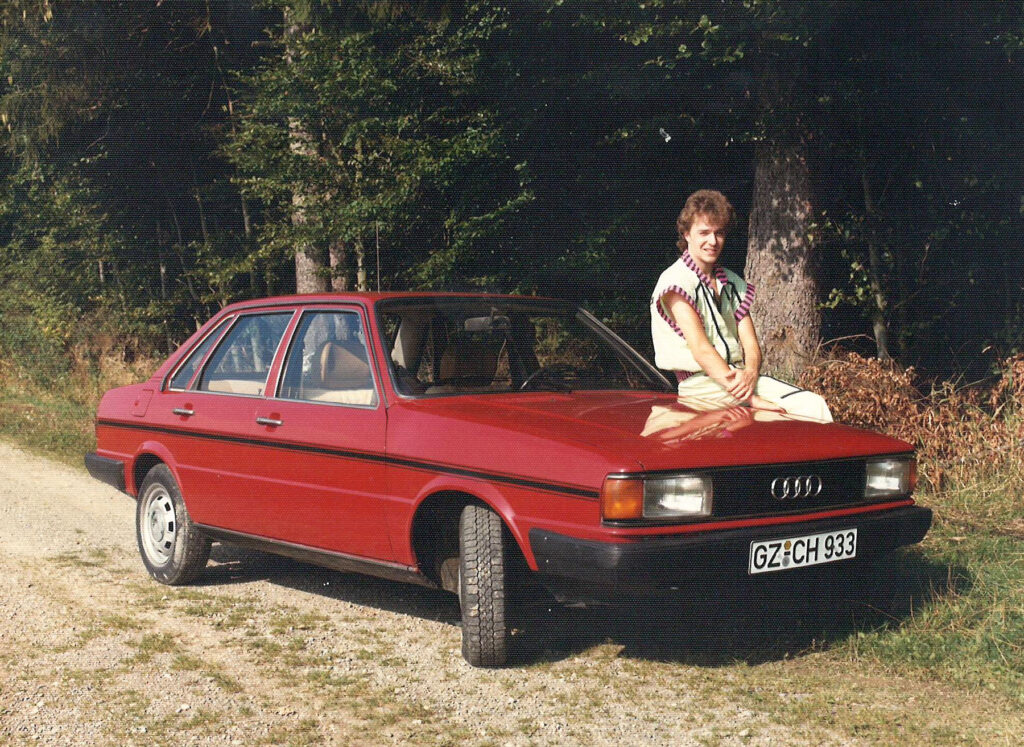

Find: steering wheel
<box><xmin>518</xmin><ymin>364</ymin><xmax>579</xmax><ymax>391</ymax></box>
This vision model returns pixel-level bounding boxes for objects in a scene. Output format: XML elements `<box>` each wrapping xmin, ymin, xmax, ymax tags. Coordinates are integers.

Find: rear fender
<box><xmin>128</xmin><ymin>441</ymin><xmax>182</xmax><ymax>497</ymax></box>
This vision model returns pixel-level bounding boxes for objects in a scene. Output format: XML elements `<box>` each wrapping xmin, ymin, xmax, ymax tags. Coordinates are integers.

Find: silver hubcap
<box><xmin>141</xmin><ymin>486</ymin><xmax>177</xmax><ymax>566</ymax></box>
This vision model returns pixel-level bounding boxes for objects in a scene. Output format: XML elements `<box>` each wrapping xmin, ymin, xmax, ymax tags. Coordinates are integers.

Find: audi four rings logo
<box><xmin>771</xmin><ymin>475</ymin><xmax>824</xmax><ymax>500</ymax></box>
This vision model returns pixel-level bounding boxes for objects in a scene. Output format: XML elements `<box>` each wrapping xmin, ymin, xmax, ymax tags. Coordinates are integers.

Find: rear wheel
<box><xmin>136</xmin><ymin>464</ymin><xmax>210</xmax><ymax>585</ymax></box>
<box><xmin>458</xmin><ymin>503</ymin><xmax>510</xmax><ymax>667</ymax></box>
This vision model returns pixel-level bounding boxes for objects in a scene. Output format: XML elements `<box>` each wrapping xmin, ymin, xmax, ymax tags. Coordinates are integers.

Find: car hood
<box><xmin>398</xmin><ymin>391</ymin><xmax>912</xmax><ymax>472</ymax></box>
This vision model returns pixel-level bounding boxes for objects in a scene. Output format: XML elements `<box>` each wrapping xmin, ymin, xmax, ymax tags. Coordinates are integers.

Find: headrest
<box><xmin>438</xmin><ymin>333</ymin><xmax>502</xmax><ymax>384</ymax></box>
<box><xmin>320</xmin><ymin>341</ymin><xmax>371</xmax><ymax>390</ymax></box>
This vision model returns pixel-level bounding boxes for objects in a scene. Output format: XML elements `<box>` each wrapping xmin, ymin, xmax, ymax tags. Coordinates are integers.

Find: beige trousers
<box><xmin>675</xmin><ymin>370</ymin><xmax>833</xmax><ymax>422</ymax></box>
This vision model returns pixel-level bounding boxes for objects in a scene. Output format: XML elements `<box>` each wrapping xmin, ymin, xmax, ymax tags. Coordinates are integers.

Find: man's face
<box><xmin>684</xmin><ymin>215</ymin><xmax>726</xmax><ymax>268</ymax></box>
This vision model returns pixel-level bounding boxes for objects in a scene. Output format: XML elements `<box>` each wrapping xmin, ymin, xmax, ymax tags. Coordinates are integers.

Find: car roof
<box><xmin>217</xmin><ymin>291</ymin><xmax>563</xmax><ymax>314</ymax></box>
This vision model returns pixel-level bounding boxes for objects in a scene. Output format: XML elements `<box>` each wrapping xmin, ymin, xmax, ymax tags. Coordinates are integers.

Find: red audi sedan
<box><xmin>86</xmin><ymin>293</ymin><xmax>931</xmax><ymax>666</ymax></box>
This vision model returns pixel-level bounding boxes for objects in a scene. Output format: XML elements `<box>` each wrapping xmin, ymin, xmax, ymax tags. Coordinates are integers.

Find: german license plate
<box><xmin>748</xmin><ymin>528</ymin><xmax>857</xmax><ymax>574</ymax></box>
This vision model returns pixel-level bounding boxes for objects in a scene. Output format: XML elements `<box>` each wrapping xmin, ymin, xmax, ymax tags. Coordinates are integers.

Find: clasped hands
<box><xmin>713</xmin><ymin>367</ymin><xmax>759</xmax><ymax>403</ymax></box>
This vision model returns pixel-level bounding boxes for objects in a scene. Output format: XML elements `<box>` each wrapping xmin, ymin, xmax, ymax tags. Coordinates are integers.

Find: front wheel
<box><xmin>458</xmin><ymin>504</ymin><xmax>510</xmax><ymax>667</ymax></box>
<box><xmin>136</xmin><ymin>464</ymin><xmax>211</xmax><ymax>585</ymax></box>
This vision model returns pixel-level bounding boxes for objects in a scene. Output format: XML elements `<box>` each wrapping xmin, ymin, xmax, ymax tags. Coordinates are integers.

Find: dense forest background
<box><xmin>2</xmin><ymin>0</ymin><xmax>1023</xmax><ymax>382</ymax></box>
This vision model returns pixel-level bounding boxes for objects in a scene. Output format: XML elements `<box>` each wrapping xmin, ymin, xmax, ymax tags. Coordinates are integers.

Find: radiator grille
<box><xmin>710</xmin><ymin>459</ymin><xmax>867</xmax><ymax>518</ymax></box>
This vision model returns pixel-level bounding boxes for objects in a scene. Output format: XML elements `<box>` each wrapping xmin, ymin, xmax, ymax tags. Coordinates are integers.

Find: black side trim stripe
<box><xmin>96</xmin><ymin>419</ymin><xmax>599</xmax><ymax>500</ymax></box>
<box><xmin>197</xmin><ymin>525</ymin><xmax>436</xmax><ymax>589</ymax></box>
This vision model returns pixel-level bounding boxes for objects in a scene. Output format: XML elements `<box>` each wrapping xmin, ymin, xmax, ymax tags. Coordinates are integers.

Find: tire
<box><xmin>458</xmin><ymin>503</ymin><xmax>510</xmax><ymax>667</ymax></box>
<box><xmin>136</xmin><ymin>464</ymin><xmax>211</xmax><ymax>585</ymax></box>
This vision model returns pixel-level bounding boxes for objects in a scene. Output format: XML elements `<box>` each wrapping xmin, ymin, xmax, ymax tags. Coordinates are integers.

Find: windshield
<box><xmin>377</xmin><ymin>298</ymin><xmax>671</xmax><ymax>397</ymax></box>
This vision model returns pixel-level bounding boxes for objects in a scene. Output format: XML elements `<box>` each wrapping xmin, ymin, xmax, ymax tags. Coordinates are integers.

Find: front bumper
<box><xmin>529</xmin><ymin>505</ymin><xmax>932</xmax><ymax>599</ymax></box>
<box><xmin>85</xmin><ymin>453</ymin><xmax>127</xmax><ymax>492</ymax></box>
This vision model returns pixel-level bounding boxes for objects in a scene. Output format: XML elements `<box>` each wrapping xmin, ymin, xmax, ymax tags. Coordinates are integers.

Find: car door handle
<box><xmin>255</xmin><ymin>417</ymin><xmax>283</xmax><ymax>427</ymax></box>
<box><xmin>172</xmin><ymin>408</ymin><xmax>195</xmax><ymax>417</ymax></box>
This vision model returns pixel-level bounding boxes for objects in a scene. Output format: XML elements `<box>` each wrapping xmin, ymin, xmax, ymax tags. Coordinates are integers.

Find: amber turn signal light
<box><xmin>601</xmin><ymin>477</ymin><xmax>644</xmax><ymax>521</ymax></box>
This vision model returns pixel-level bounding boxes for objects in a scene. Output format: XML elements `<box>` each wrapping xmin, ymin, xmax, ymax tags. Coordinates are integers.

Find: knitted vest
<box><xmin>650</xmin><ymin>253</ymin><xmax>755</xmax><ymax>372</ymax></box>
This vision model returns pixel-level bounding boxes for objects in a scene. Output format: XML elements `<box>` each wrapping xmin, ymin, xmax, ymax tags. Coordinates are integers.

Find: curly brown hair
<box><xmin>676</xmin><ymin>189</ymin><xmax>735</xmax><ymax>251</ymax></box>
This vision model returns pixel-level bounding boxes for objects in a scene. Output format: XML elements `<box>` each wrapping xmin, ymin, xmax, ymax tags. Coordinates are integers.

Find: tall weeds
<box><xmin>0</xmin><ymin>337</ymin><xmax>159</xmax><ymax>465</ymax></box>
<box><xmin>800</xmin><ymin>351</ymin><xmax>1024</xmax><ymax>529</ymax></box>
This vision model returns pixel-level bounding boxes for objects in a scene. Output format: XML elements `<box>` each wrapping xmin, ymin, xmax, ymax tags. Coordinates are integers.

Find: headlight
<box><xmin>601</xmin><ymin>474</ymin><xmax>713</xmax><ymax>521</ymax></box>
<box><xmin>865</xmin><ymin>457</ymin><xmax>916</xmax><ymax>498</ymax></box>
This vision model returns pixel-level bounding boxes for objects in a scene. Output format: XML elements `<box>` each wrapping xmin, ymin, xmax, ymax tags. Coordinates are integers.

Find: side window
<box><xmin>167</xmin><ymin>318</ymin><xmax>231</xmax><ymax>391</ymax></box>
<box><xmin>279</xmin><ymin>310</ymin><xmax>378</xmax><ymax>407</ymax></box>
<box><xmin>197</xmin><ymin>313</ymin><xmax>292</xmax><ymax>396</ymax></box>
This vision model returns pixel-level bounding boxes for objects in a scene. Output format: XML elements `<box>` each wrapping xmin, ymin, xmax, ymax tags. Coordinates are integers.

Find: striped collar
<box><xmin>682</xmin><ymin>250</ymin><xmax>729</xmax><ymax>292</ymax></box>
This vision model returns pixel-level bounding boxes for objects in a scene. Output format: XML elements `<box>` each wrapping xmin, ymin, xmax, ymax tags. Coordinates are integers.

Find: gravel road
<box><xmin>0</xmin><ymin>441</ymin><xmax>776</xmax><ymax>746</ymax></box>
<box><xmin>1</xmin><ymin>441</ymin><xmax>1020</xmax><ymax>745</ymax></box>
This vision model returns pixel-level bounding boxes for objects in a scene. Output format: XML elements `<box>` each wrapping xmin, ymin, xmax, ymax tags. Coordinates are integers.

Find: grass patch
<box><xmin>137</xmin><ymin>632</ymin><xmax>177</xmax><ymax>654</ymax></box>
<box><xmin>50</xmin><ymin>624</ymin><xmax>108</xmax><ymax>653</ymax></box>
<box><xmin>268</xmin><ymin>608</ymin><xmax>330</xmax><ymax>635</ymax></box>
<box><xmin>124</xmin><ymin>632</ymin><xmax>178</xmax><ymax>665</ymax></box>
<box><xmin>49</xmin><ymin>547</ymin><xmax>112</xmax><ymax>569</ymax></box>
<box><xmin>208</xmin><ymin>669</ymin><xmax>245</xmax><ymax>694</ymax></box>
<box><xmin>172</xmin><ymin>653</ymin><xmax>205</xmax><ymax>672</ymax></box>
<box><xmin>845</xmin><ymin>525</ymin><xmax>1024</xmax><ymax>703</ymax></box>
<box><xmin>0</xmin><ymin>386</ymin><xmax>96</xmax><ymax>465</ymax></box>
<box><xmin>101</xmin><ymin>613</ymin><xmax>145</xmax><ymax>632</ymax></box>
<box><xmin>0</xmin><ymin>347</ymin><xmax>157</xmax><ymax>466</ymax></box>
<box><xmin>246</xmin><ymin>636</ymin><xmax>284</xmax><ymax>658</ymax></box>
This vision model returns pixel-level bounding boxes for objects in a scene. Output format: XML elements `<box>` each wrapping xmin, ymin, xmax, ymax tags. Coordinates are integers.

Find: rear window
<box><xmin>197</xmin><ymin>313</ymin><xmax>293</xmax><ymax>396</ymax></box>
<box><xmin>167</xmin><ymin>318</ymin><xmax>232</xmax><ymax>391</ymax></box>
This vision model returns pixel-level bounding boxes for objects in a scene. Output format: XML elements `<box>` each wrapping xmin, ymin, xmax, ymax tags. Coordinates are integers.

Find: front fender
<box><xmin>404</xmin><ymin>474</ymin><xmax>537</xmax><ymax>569</ymax></box>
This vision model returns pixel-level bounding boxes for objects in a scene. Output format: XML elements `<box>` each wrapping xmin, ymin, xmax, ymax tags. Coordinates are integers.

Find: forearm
<box><xmin>737</xmin><ymin>317</ymin><xmax>762</xmax><ymax>376</ymax></box>
<box><xmin>663</xmin><ymin>293</ymin><xmax>733</xmax><ymax>382</ymax></box>
<box><xmin>742</xmin><ymin>344</ymin><xmax>761</xmax><ymax>375</ymax></box>
<box><xmin>689</xmin><ymin>339</ymin><xmax>733</xmax><ymax>382</ymax></box>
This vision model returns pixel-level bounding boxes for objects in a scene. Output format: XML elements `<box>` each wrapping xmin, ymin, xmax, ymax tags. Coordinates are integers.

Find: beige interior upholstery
<box><xmin>299</xmin><ymin>340</ymin><xmax>377</xmax><ymax>405</ymax></box>
<box><xmin>425</xmin><ymin>333</ymin><xmax>504</xmax><ymax>394</ymax></box>
<box><xmin>439</xmin><ymin>335</ymin><xmax>501</xmax><ymax>383</ymax></box>
<box><xmin>319</xmin><ymin>340</ymin><xmax>372</xmax><ymax>389</ymax></box>
<box><xmin>204</xmin><ymin>377</ymin><xmax>265</xmax><ymax>395</ymax></box>
<box><xmin>305</xmin><ymin>388</ymin><xmax>376</xmax><ymax>405</ymax></box>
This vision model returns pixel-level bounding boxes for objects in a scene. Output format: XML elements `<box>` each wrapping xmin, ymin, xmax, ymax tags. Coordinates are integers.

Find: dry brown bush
<box><xmin>66</xmin><ymin>348</ymin><xmax>160</xmax><ymax>405</ymax></box>
<box><xmin>800</xmin><ymin>351</ymin><xmax>1024</xmax><ymax>492</ymax></box>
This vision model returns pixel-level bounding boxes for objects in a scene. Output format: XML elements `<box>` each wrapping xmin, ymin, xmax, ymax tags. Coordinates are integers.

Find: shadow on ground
<box><xmin>516</xmin><ymin>550</ymin><xmax>966</xmax><ymax>667</ymax></box>
<box><xmin>202</xmin><ymin>543</ymin><xmax>461</xmax><ymax>626</ymax></box>
<box><xmin>197</xmin><ymin>543</ymin><xmax>965</xmax><ymax>667</ymax></box>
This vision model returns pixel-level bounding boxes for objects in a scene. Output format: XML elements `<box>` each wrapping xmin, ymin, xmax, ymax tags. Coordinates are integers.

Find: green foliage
<box><xmin>228</xmin><ymin>3</ymin><xmax>529</xmax><ymax>291</ymax></box>
<box><xmin>0</xmin><ymin>1</ymin><xmax>283</xmax><ymax>353</ymax></box>
<box><xmin>0</xmin><ymin>165</ymin><xmax>108</xmax><ymax>370</ymax></box>
<box><xmin>0</xmin><ymin>0</ymin><xmax>1023</xmax><ymax>378</ymax></box>
<box><xmin>0</xmin><ymin>0</ymin><xmax>103</xmax><ymax>164</ymax></box>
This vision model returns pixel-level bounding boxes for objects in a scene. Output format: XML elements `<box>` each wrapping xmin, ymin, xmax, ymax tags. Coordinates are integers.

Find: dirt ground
<box><xmin>2</xmin><ymin>441</ymin><xmax>1022</xmax><ymax>746</ymax></box>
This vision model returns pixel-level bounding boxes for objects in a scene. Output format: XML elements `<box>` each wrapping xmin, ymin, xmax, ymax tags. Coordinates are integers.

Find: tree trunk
<box><xmin>329</xmin><ymin>238</ymin><xmax>348</xmax><ymax>291</ymax></box>
<box><xmin>291</xmin><ymin>177</ymin><xmax>328</xmax><ymax>294</ymax></box>
<box><xmin>353</xmin><ymin>138</ymin><xmax>367</xmax><ymax>292</ymax></box>
<box><xmin>286</xmin><ymin>12</ymin><xmax>328</xmax><ymax>294</ymax></box>
<box><xmin>744</xmin><ymin>143</ymin><xmax>821</xmax><ymax>379</ymax></box>
<box><xmin>355</xmin><ymin>236</ymin><xmax>367</xmax><ymax>291</ymax></box>
<box><xmin>861</xmin><ymin>167</ymin><xmax>892</xmax><ymax>362</ymax></box>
